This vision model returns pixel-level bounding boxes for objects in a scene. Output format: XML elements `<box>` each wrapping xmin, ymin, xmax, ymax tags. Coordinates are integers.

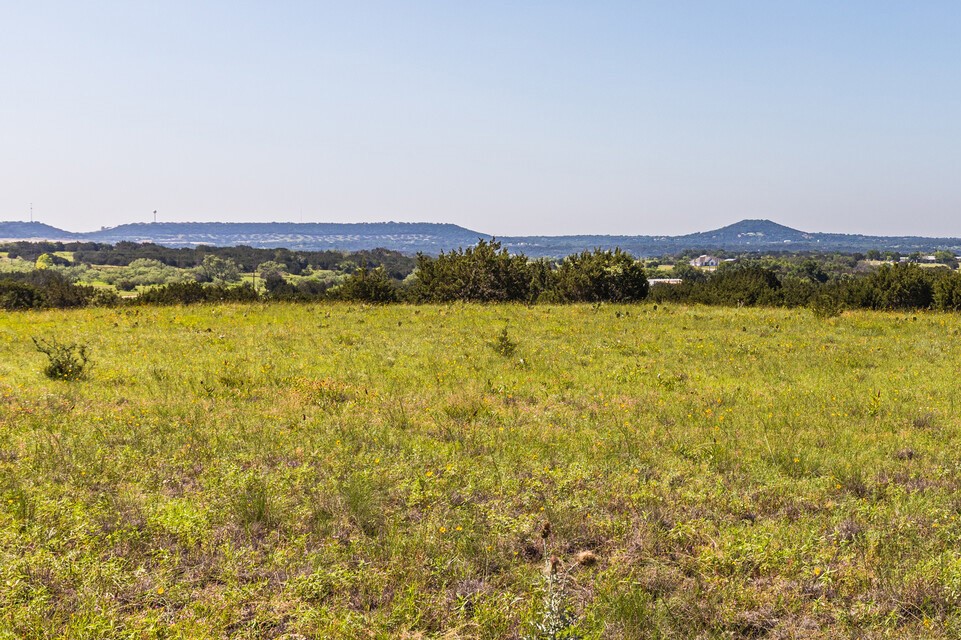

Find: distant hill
<box><xmin>499</xmin><ymin>219</ymin><xmax>961</xmax><ymax>257</ymax></box>
<box><xmin>0</xmin><ymin>221</ymin><xmax>78</xmax><ymax>241</ymax></box>
<box><xmin>2</xmin><ymin>218</ymin><xmax>960</xmax><ymax>256</ymax></box>
<box><xmin>679</xmin><ymin>219</ymin><xmax>814</xmax><ymax>244</ymax></box>
<box><xmin>82</xmin><ymin>221</ymin><xmax>491</xmax><ymax>253</ymax></box>
<box><xmin>0</xmin><ymin>221</ymin><xmax>491</xmax><ymax>254</ymax></box>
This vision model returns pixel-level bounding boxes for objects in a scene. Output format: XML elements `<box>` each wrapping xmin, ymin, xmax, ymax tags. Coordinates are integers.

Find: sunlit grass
<box><xmin>2</xmin><ymin>303</ymin><xmax>961</xmax><ymax>638</ymax></box>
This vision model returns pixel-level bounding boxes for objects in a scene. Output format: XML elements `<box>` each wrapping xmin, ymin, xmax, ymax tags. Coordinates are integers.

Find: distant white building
<box><xmin>690</xmin><ymin>255</ymin><xmax>720</xmax><ymax>268</ymax></box>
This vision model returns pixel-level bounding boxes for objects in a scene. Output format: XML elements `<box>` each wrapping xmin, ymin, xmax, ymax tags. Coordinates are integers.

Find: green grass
<box><xmin>2</xmin><ymin>303</ymin><xmax>961</xmax><ymax>638</ymax></box>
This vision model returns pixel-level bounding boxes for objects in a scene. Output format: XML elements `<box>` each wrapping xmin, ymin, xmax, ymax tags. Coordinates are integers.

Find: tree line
<box><xmin>646</xmin><ymin>261</ymin><xmax>961</xmax><ymax>312</ymax></box>
<box><xmin>1</xmin><ymin>241</ymin><xmax>416</xmax><ymax>278</ymax></box>
<box><xmin>4</xmin><ymin>239</ymin><xmax>961</xmax><ymax>312</ymax></box>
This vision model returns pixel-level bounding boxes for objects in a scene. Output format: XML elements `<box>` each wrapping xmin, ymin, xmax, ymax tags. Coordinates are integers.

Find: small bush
<box><xmin>335</xmin><ymin>266</ymin><xmax>398</xmax><ymax>303</ymax></box>
<box><xmin>33</xmin><ymin>337</ymin><xmax>91</xmax><ymax>380</ymax></box>
<box><xmin>810</xmin><ymin>293</ymin><xmax>843</xmax><ymax>318</ymax></box>
<box><xmin>491</xmin><ymin>327</ymin><xmax>518</xmax><ymax>357</ymax></box>
<box><xmin>0</xmin><ymin>280</ymin><xmax>42</xmax><ymax>310</ymax></box>
<box><xmin>88</xmin><ymin>288</ymin><xmax>122</xmax><ymax>307</ymax></box>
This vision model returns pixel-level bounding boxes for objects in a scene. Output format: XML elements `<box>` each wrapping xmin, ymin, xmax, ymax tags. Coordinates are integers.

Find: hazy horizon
<box><xmin>3</xmin><ymin>2</ymin><xmax>959</xmax><ymax>237</ymax></box>
<box><xmin>5</xmin><ymin>213</ymin><xmax>961</xmax><ymax>238</ymax></box>
<box><xmin>9</xmin><ymin>216</ymin><xmax>961</xmax><ymax>241</ymax></box>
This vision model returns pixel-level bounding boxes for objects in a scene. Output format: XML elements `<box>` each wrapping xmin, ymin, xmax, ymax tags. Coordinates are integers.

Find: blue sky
<box><xmin>2</xmin><ymin>1</ymin><xmax>959</xmax><ymax>235</ymax></box>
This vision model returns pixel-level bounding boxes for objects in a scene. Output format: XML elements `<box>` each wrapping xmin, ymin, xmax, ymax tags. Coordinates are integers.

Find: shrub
<box><xmin>810</xmin><ymin>293</ymin><xmax>844</xmax><ymax>318</ymax></box>
<box><xmin>0</xmin><ymin>280</ymin><xmax>42</xmax><ymax>310</ymax></box>
<box><xmin>256</xmin><ymin>261</ymin><xmax>287</xmax><ymax>282</ymax></box>
<box><xmin>412</xmin><ymin>239</ymin><xmax>539</xmax><ymax>302</ymax></box>
<box><xmin>933</xmin><ymin>271</ymin><xmax>961</xmax><ymax>311</ymax></box>
<box><xmin>30</xmin><ymin>270</ymin><xmax>96</xmax><ymax>308</ymax></box>
<box><xmin>649</xmin><ymin>263</ymin><xmax>783</xmax><ymax>307</ymax></box>
<box><xmin>138</xmin><ymin>282</ymin><xmax>260</xmax><ymax>305</ymax></box>
<box><xmin>88</xmin><ymin>288</ymin><xmax>122</xmax><ymax>307</ymax></box>
<box><xmin>0</xmin><ymin>272</ymin><xmax>96</xmax><ymax>310</ymax></box>
<box><xmin>335</xmin><ymin>266</ymin><xmax>398</xmax><ymax>303</ymax></box>
<box><xmin>137</xmin><ymin>281</ymin><xmax>209</xmax><ymax>305</ymax></box>
<box><xmin>33</xmin><ymin>337</ymin><xmax>91</xmax><ymax>381</ymax></box>
<box><xmin>194</xmin><ymin>255</ymin><xmax>242</xmax><ymax>284</ymax></box>
<box><xmin>490</xmin><ymin>327</ymin><xmax>518</xmax><ymax>357</ymax></box>
<box><xmin>859</xmin><ymin>263</ymin><xmax>933</xmax><ymax>310</ymax></box>
<box><xmin>698</xmin><ymin>264</ymin><xmax>782</xmax><ymax>306</ymax></box>
<box><xmin>779</xmin><ymin>277</ymin><xmax>818</xmax><ymax>307</ymax></box>
<box><xmin>553</xmin><ymin>248</ymin><xmax>648</xmax><ymax>302</ymax></box>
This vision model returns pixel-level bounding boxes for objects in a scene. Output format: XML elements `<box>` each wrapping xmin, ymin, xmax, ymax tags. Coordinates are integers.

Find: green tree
<box><xmin>0</xmin><ymin>280</ymin><xmax>42</xmax><ymax>309</ymax></box>
<box><xmin>196</xmin><ymin>255</ymin><xmax>241</xmax><ymax>284</ymax></box>
<box><xmin>411</xmin><ymin>239</ymin><xmax>537</xmax><ymax>302</ymax></box>
<box><xmin>696</xmin><ymin>264</ymin><xmax>782</xmax><ymax>306</ymax></box>
<box><xmin>934</xmin><ymin>250</ymin><xmax>958</xmax><ymax>268</ymax></box>
<box><xmin>933</xmin><ymin>271</ymin><xmax>961</xmax><ymax>311</ymax></box>
<box><xmin>669</xmin><ymin>262</ymin><xmax>708</xmax><ymax>283</ymax></box>
<box><xmin>794</xmin><ymin>259</ymin><xmax>828</xmax><ymax>283</ymax></box>
<box><xmin>35</xmin><ymin>253</ymin><xmax>54</xmax><ymax>270</ymax></box>
<box><xmin>861</xmin><ymin>263</ymin><xmax>933</xmax><ymax>310</ymax></box>
<box><xmin>257</xmin><ymin>261</ymin><xmax>286</xmax><ymax>282</ymax></box>
<box><xmin>553</xmin><ymin>249</ymin><xmax>649</xmax><ymax>302</ymax></box>
<box><xmin>336</xmin><ymin>267</ymin><xmax>398</xmax><ymax>303</ymax></box>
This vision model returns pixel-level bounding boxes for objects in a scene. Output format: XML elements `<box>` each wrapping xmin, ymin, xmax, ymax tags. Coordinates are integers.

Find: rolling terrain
<box><xmin>3</xmin><ymin>219</ymin><xmax>961</xmax><ymax>256</ymax></box>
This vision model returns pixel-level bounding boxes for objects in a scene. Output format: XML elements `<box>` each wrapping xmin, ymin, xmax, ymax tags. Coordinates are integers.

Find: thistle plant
<box><xmin>525</xmin><ymin>521</ymin><xmax>582</xmax><ymax>640</ymax></box>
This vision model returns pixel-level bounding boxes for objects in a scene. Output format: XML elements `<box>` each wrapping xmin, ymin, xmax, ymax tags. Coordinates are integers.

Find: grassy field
<box><xmin>2</xmin><ymin>303</ymin><xmax>961</xmax><ymax>638</ymax></box>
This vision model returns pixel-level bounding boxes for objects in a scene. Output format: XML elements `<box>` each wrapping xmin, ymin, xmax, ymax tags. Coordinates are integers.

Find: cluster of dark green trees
<box><xmin>408</xmin><ymin>241</ymin><xmax>648</xmax><ymax>303</ymax></box>
<box><xmin>261</xmin><ymin>241</ymin><xmax>650</xmax><ymax>304</ymax></box>
<box><xmin>0</xmin><ymin>271</ymin><xmax>114</xmax><ymax>311</ymax></box>
<box><xmin>5</xmin><ymin>239</ymin><xmax>961</xmax><ymax>312</ymax></box>
<box><xmin>243</xmin><ymin>252</ymin><xmax>961</xmax><ymax>311</ymax></box>
<box><xmin>1</xmin><ymin>241</ymin><xmax>416</xmax><ymax>278</ymax></box>
<box><xmin>0</xmin><ymin>241</ymin><xmax>650</xmax><ymax>308</ymax></box>
<box><xmin>650</xmin><ymin>261</ymin><xmax>961</xmax><ymax>311</ymax></box>
<box><xmin>0</xmin><ymin>271</ymin><xmax>264</xmax><ymax>310</ymax></box>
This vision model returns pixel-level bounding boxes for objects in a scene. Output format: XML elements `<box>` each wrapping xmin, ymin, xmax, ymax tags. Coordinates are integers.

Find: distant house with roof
<box><xmin>689</xmin><ymin>255</ymin><xmax>720</xmax><ymax>268</ymax></box>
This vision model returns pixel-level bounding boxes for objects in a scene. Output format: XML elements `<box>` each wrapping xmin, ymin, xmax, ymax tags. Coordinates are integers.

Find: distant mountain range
<box><xmin>2</xmin><ymin>219</ymin><xmax>960</xmax><ymax>257</ymax></box>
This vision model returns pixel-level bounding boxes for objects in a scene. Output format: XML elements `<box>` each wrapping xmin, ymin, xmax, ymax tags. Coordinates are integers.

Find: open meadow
<box><xmin>3</xmin><ymin>303</ymin><xmax>961</xmax><ymax>638</ymax></box>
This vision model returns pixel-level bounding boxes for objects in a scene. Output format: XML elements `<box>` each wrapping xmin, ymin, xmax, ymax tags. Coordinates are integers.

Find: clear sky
<box><xmin>2</xmin><ymin>1</ymin><xmax>960</xmax><ymax>236</ymax></box>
